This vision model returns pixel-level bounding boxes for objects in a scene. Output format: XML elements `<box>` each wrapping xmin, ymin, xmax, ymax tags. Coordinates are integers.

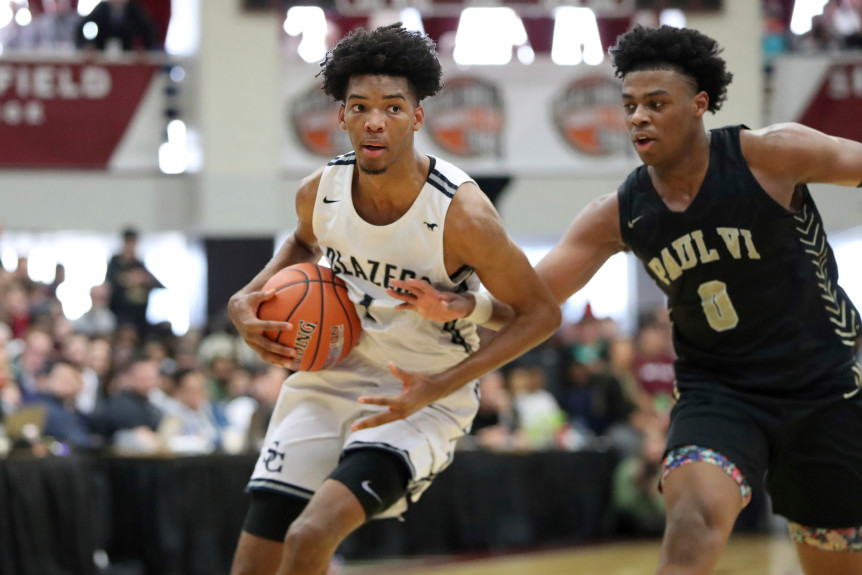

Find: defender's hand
<box><xmin>387</xmin><ymin>278</ymin><xmax>473</xmax><ymax>323</ymax></box>
<box><xmin>351</xmin><ymin>362</ymin><xmax>442</xmax><ymax>431</ymax></box>
<box><xmin>228</xmin><ymin>289</ymin><xmax>296</xmax><ymax>367</ymax></box>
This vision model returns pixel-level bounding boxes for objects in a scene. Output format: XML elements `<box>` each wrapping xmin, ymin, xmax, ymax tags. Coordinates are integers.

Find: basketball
<box><xmin>257</xmin><ymin>263</ymin><xmax>362</xmax><ymax>372</ymax></box>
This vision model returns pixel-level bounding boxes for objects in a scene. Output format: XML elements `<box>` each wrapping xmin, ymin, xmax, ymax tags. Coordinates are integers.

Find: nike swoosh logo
<box><xmin>627</xmin><ymin>215</ymin><xmax>644</xmax><ymax>228</ymax></box>
<box><xmin>361</xmin><ymin>480</ymin><xmax>382</xmax><ymax>503</ymax></box>
<box><xmin>323</xmin><ymin>197</ymin><xmax>340</xmax><ymax>204</ymax></box>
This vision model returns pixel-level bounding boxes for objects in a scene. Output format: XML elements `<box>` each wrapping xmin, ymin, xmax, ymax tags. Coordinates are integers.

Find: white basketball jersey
<box><xmin>312</xmin><ymin>152</ymin><xmax>481</xmax><ymax>373</ymax></box>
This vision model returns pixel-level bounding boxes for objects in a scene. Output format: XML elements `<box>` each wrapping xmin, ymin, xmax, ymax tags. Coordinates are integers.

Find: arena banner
<box><xmin>0</xmin><ymin>58</ymin><xmax>163</xmax><ymax>170</ymax></box>
<box><xmin>769</xmin><ymin>54</ymin><xmax>862</xmax><ymax>142</ymax></box>
<box><xmin>282</xmin><ymin>58</ymin><xmax>640</xmax><ymax>176</ymax></box>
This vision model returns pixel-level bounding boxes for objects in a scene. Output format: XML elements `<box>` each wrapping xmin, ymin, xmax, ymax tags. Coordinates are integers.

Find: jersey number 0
<box><xmin>697</xmin><ymin>280</ymin><xmax>739</xmax><ymax>332</ymax></box>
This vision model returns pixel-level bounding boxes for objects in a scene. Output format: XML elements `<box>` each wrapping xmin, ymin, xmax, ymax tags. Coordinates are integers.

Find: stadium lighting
<box><xmin>284</xmin><ymin>5</ymin><xmax>327</xmax><ymax>63</ymax></box>
<box><xmin>77</xmin><ymin>0</ymin><xmax>99</xmax><ymax>17</ymax></box>
<box><xmin>790</xmin><ymin>0</ymin><xmax>829</xmax><ymax>35</ymax></box>
<box><xmin>659</xmin><ymin>9</ymin><xmax>686</xmax><ymax>28</ymax></box>
<box><xmin>14</xmin><ymin>7</ymin><xmax>30</xmax><ymax>26</ymax></box>
<box><xmin>0</xmin><ymin>3</ymin><xmax>11</xmax><ymax>29</ymax></box>
<box><xmin>453</xmin><ymin>7</ymin><xmax>529</xmax><ymax>66</ymax></box>
<box><xmin>166</xmin><ymin>0</ymin><xmax>199</xmax><ymax>56</ymax></box>
<box><xmin>551</xmin><ymin>7</ymin><xmax>604</xmax><ymax>66</ymax></box>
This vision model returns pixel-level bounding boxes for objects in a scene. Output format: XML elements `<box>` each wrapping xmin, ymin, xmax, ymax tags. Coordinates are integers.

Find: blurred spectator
<box><xmin>556</xmin><ymin>354</ymin><xmax>633</xmax><ymax>443</ymax></box>
<box><xmin>110</xmin><ymin>322</ymin><xmax>141</xmax><ymax>376</ymax></box>
<box><xmin>203</xmin><ymin>353</ymin><xmax>238</xmax><ymax>402</ymax></box>
<box><xmin>44</xmin><ymin>263</ymin><xmax>65</xmax><ymax>300</ymax></box>
<box><xmin>29</xmin><ymin>0</ymin><xmax>78</xmax><ymax>52</ymax></box>
<box><xmin>827</xmin><ymin>0</ymin><xmax>862</xmax><ymax>48</ymax></box>
<box><xmin>10</xmin><ymin>327</ymin><xmax>55</xmax><ymax>401</ymax></box>
<box><xmin>798</xmin><ymin>11</ymin><xmax>841</xmax><ymax>52</ymax></box>
<box><xmin>244</xmin><ymin>364</ymin><xmax>286</xmax><ymax>452</ymax></box>
<box><xmin>509</xmin><ymin>365</ymin><xmax>566</xmax><ymax>450</ymax></box>
<box><xmin>82</xmin><ymin>336</ymin><xmax>113</xmax><ymax>413</ymax></box>
<box><xmin>72</xmin><ymin>282</ymin><xmax>117</xmax><ymax>338</ymax></box>
<box><xmin>632</xmin><ymin>318</ymin><xmax>676</xmax><ymax>420</ymax></box>
<box><xmin>59</xmin><ymin>331</ymin><xmax>102</xmax><ymax>415</ymax></box>
<box><xmin>105</xmin><ymin>227</ymin><xmax>164</xmax><ymax>339</ymax></box>
<box><xmin>221</xmin><ymin>364</ymin><xmax>256</xmax><ymax>447</ymax></box>
<box><xmin>90</xmin><ymin>355</ymin><xmax>163</xmax><ymax>451</ymax></box>
<box><xmin>75</xmin><ymin>0</ymin><xmax>161</xmax><ymax>53</ymax></box>
<box><xmin>0</xmin><ymin>1</ymin><xmax>37</xmax><ymax>50</ymax></box>
<box><xmin>27</xmin><ymin>359</ymin><xmax>101</xmax><ymax>450</ymax></box>
<box><xmin>611</xmin><ymin>425</ymin><xmax>667</xmax><ymax>537</ymax></box>
<box><xmin>762</xmin><ymin>0</ymin><xmax>788</xmax><ymax>64</ymax></box>
<box><xmin>465</xmin><ymin>369</ymin><xmax>523</xmax><ymax>452</ymax></box>
<box><xmin>12</xmin><ymin>256</ymin><xmax>39</xmax><ymax>293</ymax></box>
<box><xmin>161</xmin><ymin>368</ymin><xmax>226</xmax><ymax>454</ymax></box>
<box><xmin>0</xmin><ymin>323</ymin><xmax>21</xmax><ymax>417</ymax></box>
<box><xmin>1</xmin><ymin>280</ymin><xmax>31</xmax><ymax>339</ymax></box>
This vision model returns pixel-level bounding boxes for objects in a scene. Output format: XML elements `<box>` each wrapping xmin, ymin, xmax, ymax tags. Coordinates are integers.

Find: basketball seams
<box><xmin>330</xmin><ymin>277</ymin><xmax>360</xmax><ymax>359</ymax></box>
<box><xmin>305</xmin><ymin>264</ymin><xmax>327</xmax><ymax>371</ymax></box>
<box><xmin>257</xmin><ymin>263</ymin><xmax>361</xmax><ymax>372</ymax></box>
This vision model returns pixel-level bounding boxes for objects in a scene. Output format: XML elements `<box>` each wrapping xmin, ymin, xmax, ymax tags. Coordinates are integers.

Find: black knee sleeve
<box><xmin>328</xmin><ymin>448</ymin><xmax>411</xmax><ymax>520</ymax></box>
<box><xmin>242</xmin><ymin>489</ymin><xmax>309</xmax><ymax>542</ymax></box>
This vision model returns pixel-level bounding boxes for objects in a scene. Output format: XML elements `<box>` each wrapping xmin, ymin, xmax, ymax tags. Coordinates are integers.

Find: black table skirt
<box><xmin>0</xmin><ymin>449</ymin><xmax>619</xmax><ymax>575</ymax></box>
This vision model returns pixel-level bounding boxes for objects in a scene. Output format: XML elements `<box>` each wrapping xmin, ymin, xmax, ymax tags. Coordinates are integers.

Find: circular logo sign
<box><xmin>552</xmin><ymin>76</ymin><xmax>629</xmax><ymax>156</ymax></box>
<box><xmin>424</xmin><ymin>76</ymin><xmax>504</xmax><ymax>158</ymax></box>
<box><xmin>290</xmin><ymin>83</ymin><xmax>351</xmax><ymax>158</ymax></box>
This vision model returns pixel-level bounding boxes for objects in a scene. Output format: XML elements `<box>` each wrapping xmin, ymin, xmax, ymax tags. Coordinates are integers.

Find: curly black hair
<box><xmin>609</xmin><ymin>25</ymin><xmax>733</xmax><ymax>113</ymax></box>
<box><xmin>318</xmin><ymin>23</ymin><xmax>443</xmax><ymax>103</ymax></box>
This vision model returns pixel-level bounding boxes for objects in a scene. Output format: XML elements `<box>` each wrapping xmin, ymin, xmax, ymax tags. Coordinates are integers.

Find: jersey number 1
<box><xmin>697</xmin><ymin>280</ymin><xmax>739</xmax><ymax>332</ymax></box>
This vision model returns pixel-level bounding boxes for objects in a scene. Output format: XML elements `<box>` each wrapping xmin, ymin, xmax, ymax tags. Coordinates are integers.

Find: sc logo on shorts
<box><xmin>263</xmin><ymin>441</ymin><xmax>286</xmax><ymax>473</ymax></box>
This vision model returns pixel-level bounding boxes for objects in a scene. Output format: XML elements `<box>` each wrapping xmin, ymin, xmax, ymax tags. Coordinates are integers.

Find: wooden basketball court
<box><xmin>345</xmin><ymin>534</ymin><xmax>803</xmax><ymax>575</ymax></box>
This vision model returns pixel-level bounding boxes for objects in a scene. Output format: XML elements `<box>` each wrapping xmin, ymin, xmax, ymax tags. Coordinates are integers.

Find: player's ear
<box><xmin>413</xmin><ymin>105</ymin><xmax>425</xmax><ymax>131</ymax></box>
<box><xmin>693</xmin><ymin>90</ymin><xmax>709</xmax><ymax>118</ymax></box>
<box><xmin>338</xmin><ymin>104</ymin><xmax>347</xmax><ymax>130</ymax></box>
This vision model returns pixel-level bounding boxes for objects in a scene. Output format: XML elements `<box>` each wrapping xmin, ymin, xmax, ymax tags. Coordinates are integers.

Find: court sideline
<box><xmin>345</xmin><ymin>534</ymin><xmax>803</xmax><ymax>575</ymax></box>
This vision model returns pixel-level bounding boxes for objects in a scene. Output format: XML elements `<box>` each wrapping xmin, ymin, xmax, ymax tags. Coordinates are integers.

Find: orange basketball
<box><xmin>257</xmin><ymin>263</ymin><xmax>361</xmax><ymax>372</ymax></box>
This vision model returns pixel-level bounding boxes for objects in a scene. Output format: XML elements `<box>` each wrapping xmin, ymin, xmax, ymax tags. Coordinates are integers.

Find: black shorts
<box><xmin>666</xmin><ymin>386</ymin><xmax>862</xmax><ymax>528</ymax></box>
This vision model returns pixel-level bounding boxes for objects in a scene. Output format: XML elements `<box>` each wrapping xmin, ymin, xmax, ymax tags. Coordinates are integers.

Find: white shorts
<box><xmin>247</xmin><ymin>350</ymin><xmax>479</xmax><ymax>519</ymax></box>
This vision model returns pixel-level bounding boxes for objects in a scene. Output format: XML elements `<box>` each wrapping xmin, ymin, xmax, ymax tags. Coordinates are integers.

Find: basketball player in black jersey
<box><xmin>389</xmin><ymin>25</ymin><xmax>862</xmax><ymax>575</ymax></box>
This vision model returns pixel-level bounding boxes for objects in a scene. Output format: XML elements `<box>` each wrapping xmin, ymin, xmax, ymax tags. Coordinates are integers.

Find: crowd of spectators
<box><xmin>458</xmin><ymin>305</ymin><xmax>678</xmax><ymax>537</ymax></box>
<box><xmin>763</xmin><ymin>0</ymin><xmax>862</xmax><ymax>58</ymax></box>
<box><xmin>0</xmin><ymin>0</ymin><xmax>160</xmax><ymax>54</ymax></box>
<box><xmin>2</xmin><ymin>225</ymin><xmax>803</xmax><ymax>542</ymax></box>
<box><xmin>0</xmin><ymin>241</ymin><xmax>286</xmax><ymax>461</ymax></box>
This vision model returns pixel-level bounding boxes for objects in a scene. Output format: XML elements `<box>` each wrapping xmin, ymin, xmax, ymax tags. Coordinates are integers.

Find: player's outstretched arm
<box><xmin>353</xmin><ymin>182</ymin><xmax>563</xmax><ymax>430</ymax></box>
<box><xmin>743</xmin><ymin>123</ymin><xmax>862</xmax><ymax>204</ymax></box>
<box><xmin>388</xmin><ymin>192</ymin><xmax>625</xmax><ymax>329</ymax></box>
<box><xmin>387</xmin><ymin>277</ymin><xmax>514</xmax><ymax>329</ymax></box>
<box><xmin>228</xmin><ymin>169</ymin><xmax>324</xmax><ymax>367</ymax></box>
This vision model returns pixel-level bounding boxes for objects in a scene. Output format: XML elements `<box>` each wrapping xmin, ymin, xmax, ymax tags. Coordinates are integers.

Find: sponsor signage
<box><xmin>0</xmin><ymin>60</ymin><xmax>157</xmax><ymax>169</ymax></box>
<box><xmin>283</xmin><ymin>58</ymin><xmax>638</xmax><ymax>176</ymax></box>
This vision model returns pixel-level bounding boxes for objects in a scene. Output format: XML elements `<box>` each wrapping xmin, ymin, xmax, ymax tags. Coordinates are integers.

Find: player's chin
<box><xmin>358</xmin><ymin>161</ymin><xmax>388</xmax><ymax>175</ymax></box>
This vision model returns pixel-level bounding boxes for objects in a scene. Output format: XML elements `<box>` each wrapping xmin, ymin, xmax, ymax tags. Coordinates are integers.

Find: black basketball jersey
<box><xmin>618</xmin><ymin>125</ymin><xmax>861</xmax><ymax>399</ymax></box>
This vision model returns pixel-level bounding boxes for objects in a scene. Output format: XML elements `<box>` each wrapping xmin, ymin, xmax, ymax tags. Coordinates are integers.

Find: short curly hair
<box><xmin>318</xmin><ymin>23</ymin><xmax>443</xmax><ymax>103</ymax></box>
<box><xmin>609</xmin><ymin>25</ymin><xmax>733</xmax><ymax>113</ymax></box>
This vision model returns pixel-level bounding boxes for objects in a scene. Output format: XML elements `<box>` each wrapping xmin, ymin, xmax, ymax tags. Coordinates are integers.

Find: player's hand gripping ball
<box><xmin>257</xmin><ymin>263</ymin><xmax>362</xmax><ymax>371</ymax></box>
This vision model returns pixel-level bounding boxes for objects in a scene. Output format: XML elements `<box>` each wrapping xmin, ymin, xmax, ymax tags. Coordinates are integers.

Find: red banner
<box><xmin>0</xmin><ymin>60</ymin><xmax>157</xmax><ymax>169</ymax></box>
<box><xmin>799</xmin><ymin>62</ymin><xmax>862</xmax><ymax>143</ymax></box>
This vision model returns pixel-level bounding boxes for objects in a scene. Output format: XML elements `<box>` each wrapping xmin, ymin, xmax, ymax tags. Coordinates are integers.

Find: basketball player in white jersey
<box><xmin>226</xmin><ymin>24</ymin><xmax>561</xmax><ymax>575</ymax></box>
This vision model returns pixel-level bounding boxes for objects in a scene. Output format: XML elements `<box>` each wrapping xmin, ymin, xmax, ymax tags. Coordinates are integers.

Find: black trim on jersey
<box><xmin>449</xmin><ymin>265</ymin><xmax>474</xmax><ymax>284</ymax></box>
<box><xmin>443</xmin><ymin>320</ymin><xmax>472</xmax><ymax>353</ymax></box>
<box><xmin>328</xmin><ymin>151</ymin><xmax>356</xmax><ymax>166</ymax></box>
<box><xmin>427</xmin><ymin>158</ymin><xmax>460</xmax><ymax>198</ymax></box>
<box><xmin>246</xmin><ymin>478</ymin><xmax>315</xmax><ymax>499</ymax></box>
